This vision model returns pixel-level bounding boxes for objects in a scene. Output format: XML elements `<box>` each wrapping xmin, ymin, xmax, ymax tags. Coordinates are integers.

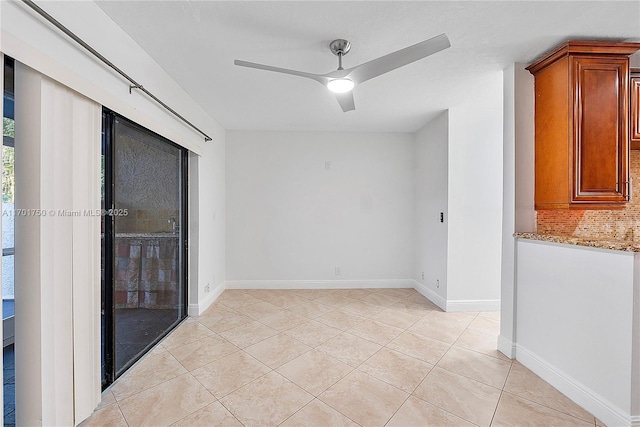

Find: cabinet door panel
<box><xmin>631</xmin><ymin>73</ymin><xmax>640</xmax><ymax>149</ymax></box>
<box><xmin>572</xmin><ymin>56</ymin><xmax>628</xmax><ymax>203</ymax></box>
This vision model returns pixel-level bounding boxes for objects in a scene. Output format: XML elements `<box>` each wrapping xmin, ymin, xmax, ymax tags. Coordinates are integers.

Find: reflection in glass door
<box><xmin>102</xmin><ymin>109</ymin><xmax>187</xmax><ymax>386</ymax></box>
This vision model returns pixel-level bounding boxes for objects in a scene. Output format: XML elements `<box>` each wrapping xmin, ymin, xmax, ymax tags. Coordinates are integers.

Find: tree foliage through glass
<box><xmin>3</xmin><ymin>118</ymin><xmax>15</xmax><ymax>203</ymax></box>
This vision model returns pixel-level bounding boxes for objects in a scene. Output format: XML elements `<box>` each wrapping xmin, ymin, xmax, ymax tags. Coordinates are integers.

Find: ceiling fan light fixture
<box><xmin>327</xmin><ymin>78</ymin><xmax>354</xmax><ymax>94</ymax></box>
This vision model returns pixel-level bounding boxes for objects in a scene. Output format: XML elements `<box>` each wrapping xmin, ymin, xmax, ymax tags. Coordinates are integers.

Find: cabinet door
<box><xmin>571</xmin><ymin>56</ymin><xmax>629</xmax><ymax>204</ymax></box>
<box><xmin>631</xmin><ymin>71</ymin><xmax>640</xmax><ymax>149</ymax></box>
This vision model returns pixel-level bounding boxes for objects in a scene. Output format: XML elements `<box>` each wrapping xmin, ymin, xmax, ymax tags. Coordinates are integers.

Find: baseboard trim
<box><xmin>412</xmin><ymin>280</ymin><xmax>500</xmax><ymax>313</ymax></box>
<box><xmin>225</xmin><ymin>279</ymin><xmax>415</xmax><ymax>290</ymax></box>
<box><xmin>189</xmin><ymin>282</ymin><xmax>225</xmax><ymax>316</ymax></box>
<box><xmin>632</xmin><ymin>415</ymin><xmax>640</xmax><ymax>427</ymax></box>
<box><xmin>187</xmin><ymin>304</ymin><xmax>199</xmax><ymax>317</ymax></box>
<box><xmin>219</xmin><ymin>279</ymin><xmax>499</xmax><ymax>315</ymax></box>
<box><xmin>517</xmin><ymin>344</ymin><xmax>632</xmax><ymax>427</ymax></box>
<box><xmin>446</xmin><ymin>299</ymin><xmax>500</xmax><ymax>312</ymax></box>
<box><xmin>497</xmin><ymin>334</ymin><xmax>516</xmax><ymax>359</ymax></box>
<box><xmin>412</xmin><ymin>280</ymin><xmax>446</xmax><ymax>311</ymax></box>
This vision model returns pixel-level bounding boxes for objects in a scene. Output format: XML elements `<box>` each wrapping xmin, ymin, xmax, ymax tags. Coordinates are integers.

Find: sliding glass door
<box><xmin>102</xmin><ymin>109</ymin><xmax>187</xmax><ymax>386</ymax></box>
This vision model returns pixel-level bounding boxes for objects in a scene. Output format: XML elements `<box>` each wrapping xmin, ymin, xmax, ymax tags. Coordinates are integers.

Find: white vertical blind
<box><xmin>71</xmin><ymin>81</ymin><xmax>102</xmax><ymax>424</ymax></box>
<box><xmin>15</xmin><ymin>62</ymin><xmax>100</xmax><ymax>426</ymax></box>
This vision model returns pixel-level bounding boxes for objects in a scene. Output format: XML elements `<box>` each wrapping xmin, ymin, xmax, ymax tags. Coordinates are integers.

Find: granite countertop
<box><xmin>514</xmin><ymin>232</ymin><xmax>640</xmax><ymax>252</ymax></box>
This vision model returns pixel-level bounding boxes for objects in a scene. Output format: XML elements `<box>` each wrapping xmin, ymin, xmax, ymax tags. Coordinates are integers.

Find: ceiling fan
<box><xmin>234</xmin><ymin>33</ymin><xmax>451</xmax><ymax>112</ymax></box>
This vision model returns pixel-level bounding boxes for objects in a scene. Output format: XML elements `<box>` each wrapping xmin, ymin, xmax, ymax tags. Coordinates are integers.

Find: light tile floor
<box><xmin>82</xmin><ymin>288</ymin><xmax>604</xmax><ymax>427</ymax></box>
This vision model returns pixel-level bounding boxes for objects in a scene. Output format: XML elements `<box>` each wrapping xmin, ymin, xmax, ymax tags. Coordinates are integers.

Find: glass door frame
<box><xmin>3</xmin><ymin>56</ymin><xmax>15</xmax><ymax>343</ymax></box>
<box><xmin>101</xmin><ymin>107</ymin><xmax>188</xmax><ymax>388</ymax></box>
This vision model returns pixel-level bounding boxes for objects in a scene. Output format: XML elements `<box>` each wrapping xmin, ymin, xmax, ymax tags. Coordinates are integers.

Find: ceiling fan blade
<box><xmin>335</xmin><ymin>91</ymin><xmax>355</xmax><ymax>112</ymax></box>
<box><xmin>346</xmin><ymin>33</ymin><xmax>450</xmax><ymax>84</ymax></box>
<box><xmin>234</xmin><ymin>60</ymin><xmax>329</xmax><ymax>85</ymax></box>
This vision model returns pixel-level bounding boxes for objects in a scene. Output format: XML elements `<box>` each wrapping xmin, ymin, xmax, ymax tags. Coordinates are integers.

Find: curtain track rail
<box><xmin>22</xmin><ymin>0</ymin><xmax>212</xmax><ymax>142</ymax></box>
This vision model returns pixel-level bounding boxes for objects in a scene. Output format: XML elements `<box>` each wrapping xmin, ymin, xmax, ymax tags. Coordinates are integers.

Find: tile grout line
<box><xmin>376</xmin><ymin>338</ymin><xmax>436</xmax><ymax>426</ymax></box>
<box><xmin>488</xmin><ymin>360</ymin><xmax>514</xmax><ymax>426</ymax></box>
<box><xmin>319</xmin><ymin>310</ymin><xmax>429</xmax><ymax>425</ymax></box>
<box><xmin>215</xmin><ymin>394</ymin><xmax>249</xmax><ymax>427</ymax></box>
<box><xmin>275</xmin><ymin>398</ymin><xmax>314</xmax><ymax>427</ymax></box>
<box><xmin>109</xmin><ymin>353</ymin><xmax>191</xmax><ymax>403</ymax></box>
<box><xmin>114</xmin><ymin>394</ymin><xmax>131</xmax><ymax>427</ymax></box>
<box><xmin>165</xmin><ymin>393</ymin><xmax>217</xmax><ymax>427</ymax></box>
<box><xmin>499</xmin><ymin>362</ymin><xmax>597</xmax><ymax>425</ymax></box>
<box><xmin>407</xmin><ymin>325</ymin><xmax>501</xmax><ymax>426</ymax></box>
<box><xmin>428</xmin><ymin>326</ymin><xmax>511</xmax><ymax>392</ymax></box>
<box><xmin>213</xmin><ymin>360</ymin><xmax>274</xmax><ymax>402</ymax></box>
<box><xmin>405</xmin><ymin>392</ymin><xmax>485</xmax><ymax>427</ymax></box>
<box><xmin>212</xmin><ymin>359</ymin><xmax>278</xmax><ymax>425</ymax></box>
<box><xmin>500</xmin><ymin>388</ymin><xmax>598</xmax><ymax>424</ymax></box>
<box><xmin>315</xmin><ymin>392</ymin><xmax>367</xmax><ymax>427</ymax></box>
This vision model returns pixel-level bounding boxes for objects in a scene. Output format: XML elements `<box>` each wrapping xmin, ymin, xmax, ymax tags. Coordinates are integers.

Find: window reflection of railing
<box><xmin>2</xmin><ymin>245</ymin><xmax>15</xmax><ymax>321</ymax></box>
<box><xmin>1</xmin><ymin>202</ymin><xmax>16</xmax><ymax>306</ymax></box>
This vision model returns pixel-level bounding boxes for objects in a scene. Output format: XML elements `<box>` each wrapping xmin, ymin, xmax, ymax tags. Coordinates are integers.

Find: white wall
<box><xmin>191</xmin><ymin>136</ymin><xmax>226</xmax><ymax>313</ymax></box>
<box><xmin>446</xmin><ymin>72</ymin><xmax>504</xmax><ymax>306</ymax></box>
<box><xmin>413</xmin><ymin>111</ymin><xmax>449</xmax><ymax>306</ymax></box>
<box><xmin>500</xmin><ymin>64</ymin><xmax>517</xmax><ymax>356</ymax></box>
<box><xmin>226</xmin><ymin>131</ymin><xmax>414</xmax><ymax>284</ymax></box>
<box><xmin>516</xmin><ymin>239</ymin><xmax>637</xmax><ymax>426</ymax></box>
<box><xmin>514</xmin><ymin>66</ymin><xmax>535</xmax><ymax>233</ymax></box>
<box><xmin>227</xmin><ymin>101</ymin><xmax>504</xmax><ymax>310</ymax></box>
<box><xmin>412</xmin><ymin>72</ymin><xmax>504</xmax><ymax>312</ymax></box>
<box><xmin>500</xmin><ymin>63</ymin><xmax>535</xmax><ymax>357</ymax></box>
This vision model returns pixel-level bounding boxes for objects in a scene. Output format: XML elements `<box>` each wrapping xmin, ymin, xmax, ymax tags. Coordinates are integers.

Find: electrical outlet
<box><xmin>421</xmin><ymin>271</ymin><xmax>425</xmax><ymax>280</ymax></box>
<box><xmin>335</xmin><ymin>266</ymin><xmax>341</xmax><ymax>275</ymax></box>
<box><xmin>205</xmin><ymin>283</ymin><xmax>211</xmax><ymax>293</ymax></box>
<box><xmin>436</xmin><ymin>279</ymin><xmax>440</xmax><ymax>288</ymax></box>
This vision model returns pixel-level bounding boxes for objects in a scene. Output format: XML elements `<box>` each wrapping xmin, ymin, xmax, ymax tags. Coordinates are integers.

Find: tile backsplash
<box><xmin>537</xmin><ymin>151</ymin><xmax>640</xmax><ymax>242</ymax></box>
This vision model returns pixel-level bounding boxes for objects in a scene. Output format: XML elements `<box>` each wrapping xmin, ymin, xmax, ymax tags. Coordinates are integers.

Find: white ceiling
<box><xmin>95</xmin><ymin>1</ymin><xmax>640</xmax><ymax>133</ymax></box>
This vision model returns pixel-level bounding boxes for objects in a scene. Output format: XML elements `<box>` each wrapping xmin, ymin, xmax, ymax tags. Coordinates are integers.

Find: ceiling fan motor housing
<box><xmin>329</xmin><ymin>39</ymin><xmax>351</xmax><ymax>56</ymax></box>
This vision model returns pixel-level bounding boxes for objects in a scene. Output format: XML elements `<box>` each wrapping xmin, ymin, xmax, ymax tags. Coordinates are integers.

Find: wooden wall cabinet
<box><xmin>631</xmin><ymin>68</ymin><xmax>640</xmax><ymax>150</ymax></box>
<box><xmin>527</xmin><ymin>41</ymin><xmax>640</xmax><ymax>210</ymax></box>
